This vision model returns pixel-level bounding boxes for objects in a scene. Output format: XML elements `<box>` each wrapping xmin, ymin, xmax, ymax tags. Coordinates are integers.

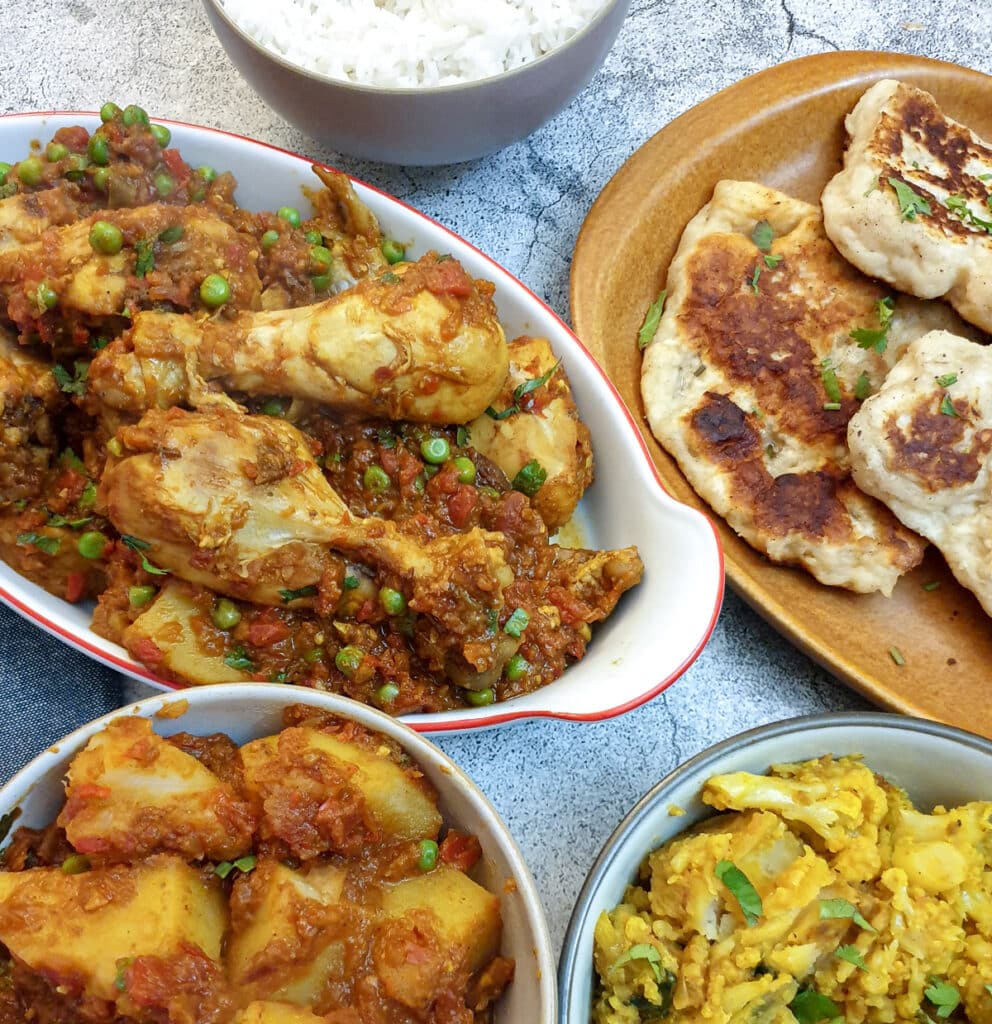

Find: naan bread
<box><xmin>848</xmin><ymin>329</ymin><xmax>992</xmax><ymax>617</ymax></box>
<box><xmin>638</xmin><ymin>180</ymin><xmax>980</xmax><ymax>594</ymax></box>
<box><xmin>822</xmin><ymin>79</ymin><xmax>992</xmax><ymax>332</ymax></box>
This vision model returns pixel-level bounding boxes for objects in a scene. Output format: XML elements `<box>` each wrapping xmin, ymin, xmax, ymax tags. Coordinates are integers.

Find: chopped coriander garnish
<box><xmin>855</xmin><ymin>372</ymin><xmax>872</xmax><ymax>401</ymax></box>
<box><xmin>925</xmin><ymin>978</ymin><xmax>960</xmax><ymax>1019</ymax></box>
<box><xmin>820</xmin><ymin>359</ymin><xmax>842</xmax><ymax>404</ymax></box>
<box><xmin>945</xmin><ymin>194</ymin><xmax>992</xmax><ymax>233</ymax></box>
<box><xmin>134</xmin><ymin>238</ymin><xmax>155</xmax><ymax>277</ymax></box>
<box><xmin>215</xmin><ymin>854</ymin><xmax>257</xmax><ymax>879</ymax></box>
<box><xmin>224</xmin><ymin>646</ymin><xmax>254</xmax><ymax>671</ymax></box>
<box><xmin>343</xmin><ymin>575</ymin><xmax>359</xmax><ymax>590</ymax></box>
<box><xmin>985</xmin><ymin>983</ymin><xmax>992</xmax><ymax>996</ymax></box>
<box><xmin>940</xmin><ymin>394</ymin><xmax>960</xmax><ymax>417</ymax></box>
<box><xmin>751</xmin><ymin>219</ymin><xmax>774</xmax><ymax>252</ymax></box>
<box><xmin>513</xmin><ymin>360</ymin><xmax>561</xmax><ymax>404</ymax></box>
<box><xmin>512</xmin><ymin>459</ymin><xmax>547</xmax><ymax>497</ymax></box>
<box><xmin>936</xmin><ymin>373</ymin><xmax>958</xmax><ymax>387</ymax></box>
<box><xmin>851</xmin><ymin>296</ymin><xmax>896</xmax><ymax>353</ymax></box>
<box><xmin>51</xmin><ymin>360</ymin><xmax>89</xmax><ymax>396</ymax></box>
<box><xmin>835</xmin><ymin>944</ymin><xmax>868</xmax><ymax>971</ymax></box>
<box><xmin>763</xmin><ymin>253</ymin><xmax>783</xmax><ymax>269</ymax></box>
<box><xmin>16</xmin><ymin>532</ymin><xmax>60</xmax><ymax>555</ymax></box>
<box><xmin>637</xmin><ymin>289</ymin><xmax>667</xmax><ymax>350</ymax></box>
<box><xmin>693</xmin><ymin>361</ymin><xmax>706</xmax><ymax>376</ymax></box>
<box><xmin>889</xmin><ymin>645</ymin><xmax>906</xmax><ymax>666</ymax></box>
<box><xmin>380</xmin><ymin>271</ymin><xmax>400</xmax><ymax>284</ymax></box>
<box><xmin>114</xmin><ymin>957</ymin><xmax>134</xmax><ymax>992</ymax></box>
<box><xmin>79</xmin><ymin>481</ymin><xmax>98</xmax><ymax>508</ymax></box>
<box><xmin>503</xmin><ymin>607</ymin><xmax>530</xmax><ymax>638</ymax></box>
<box><xmin>456</xmin><ymin>425</ymin><xmax>470</xmax><ymax>447</ymax></box>
<box><xmin>789</xmin><ymin>987</ymin><xmax>841</xmax><ymax>1024</ymax></box>
<box><xmin>749</xmin><ymin>265</ymin><xmax>761</xmax><ymax>294</ymax></box>
<box><xmin>888</xmin><ymin>176</ymin><xmax>931</xmax><ymax>220</ymax></box>
<box><xmin>819</xmin><ymin>898</ymin><xmax>875</xmax><ymax>931</ymax></box>
<box><xmin>47</xmin><ymin>514</ymin><xmax>92</xmax><ymax>529</ymax></box>
<box><xmin>714</xmin><ymin>859</ymin><xmax>762</xmax><ymax>926</ymax></box>
<box><xmin>864</xmin><ymin>176</ymin><xmax>881</xmax><ymax>197</ymax></box>
<box><xmin>610</xmin><ymin>944</ymin><xmax>664</xmax><ymax>983</ymax></box>
<box><xmin>121</xmin><ymin>534</ymin><xmax>169</xmax><ymax>575</ymax></box>
<box><xmin>923</xmin><ymin>580</ymin><xmax>941</xmax><ymax>592</ymax></box>
<box><xmin>279</xmin><ymin>584</ymin><xmax>318</xmax><ymax>603</ymax></box>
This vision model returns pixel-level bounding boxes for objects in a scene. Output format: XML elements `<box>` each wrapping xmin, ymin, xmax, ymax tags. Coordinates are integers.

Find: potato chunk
<box><xmin>123</xmin><ymin>580</ymin><xmax>249</xmax><ymax>685</ymax></box>
<box><xmin>0</xmin><ymin>855</ymin><xmax>226</xmax><ymax>1004</ymax></box>
<box><xmin>58</xmin><ymin>715</ymin><xmax>255</xmax><ymax>862</ymax></box>
<box><xmin>374</xmin><ymin>866</ymin><xmax>501</xmax><ymax>1011</ymax></box>
<box><xmin>241</xmin><ymin>726</ymin><xmax>441</xmax><ymax>859</ymax></box>
<box><xmin>227</xmin><ymin>860</ymin><xmax>357</xmax><ymax>1007</ymax></box>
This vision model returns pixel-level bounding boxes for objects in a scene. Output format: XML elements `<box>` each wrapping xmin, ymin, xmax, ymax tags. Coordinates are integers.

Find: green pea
<box><xmin>0</xmin><ymin>162</ymin><xmax>11</xmax><ymax>181</ymax></box>
<box><xmin>17</xmin><ymin>157</ymin><xmax>42</xmax><ymax>186</ymax></box>
<box><xmin>413</xmin><ymin>473</ymin><xmax>426</xmax><ymax>494</ymax></box>
<box><xmin>35</xmin><ymin>282</ymin><xmax>58</xmax><ymax>311</ymax></box>
<box><xmin>60</xmin><ymin>853</ymin><xmax>92</xmax><ymax>875</ymax></box>
<box><xmin>304</xmin><ymin>229</ymin><xmax>323</xmax><ymax>244</ymax></box>
<box><xmin>335</xmin><ymin>645</ymin><xmax>364</xmax><ymax>677</ymax></box>
<box><xmin>87</xmin><ymin>134</ymin><xmax>110</xmax><ymax>166</ymax></box>
<box><xmin>303</xmin><ymin>647</ymin><xmax>323</xmax><ymax>663</ymax></box>
<box><xmin>310</xmin><ymin>245</ymin><xmax>332</xmax><ymax>274</ymax></box>
<box><xmin>46</xmin><ymin>142</ymin><xmax>68</xmax><ymax>162</ymax></box>
<box><xmin>88</xmin><ymin>220</ymin><xmax>123</xmax><ymax>256</ymax></box>
<box><xmin>154</xmin><ymin>172</ymin><xmax>175</xmax><ymax>197</ymax></box>
<box><xmin>128</xmin><ymin>585</ymin><xmax>157</xmax><ymax>608</ymax></box>
<box><xmin>92</xmin><ymin>166</ymin><xmax>110</xmax><ymax>192</ymax></box>
<box><xmin>363</xmin><ymin>464</ymin><xmax>390</xmax><ymax>493</ymax></box>
<box><xmin>211</xmin><ymin>598</ymin><xmax>241</xmax><ymax>630</ymax></box>
<box><xmin>197</xmin><ymin>164</ymin><xmax>217</xmax><ymax>183</ymax></box>
<box><xmin>158</xmin><ymin>224</ymin><xmax>184</xmax><ymax>244</ymax></box>
<box><xmin>466</xmin><ymin>686</ymin><xmax>496</xmax><ymax>706</ymax></box>
<box><xmin>64</xmin><ymin>153</ymin><xmax>89</xmax><ymax>181</ymax></box>
<box><xmin>417</xmin><ymin>839</ymin><xmax>439</xmax><ymax>872</ymax></box>
<box><xmin>504</xmin><ymin>654</ymin><xmax>529</xmax><ymax>681</ymax></box>
<box><xmin>277</xmin><ymin>206</ymin><xmax>301</xmax><ymax>228</ymax></box>
<box><xmin>77</xmin><ymin>530</ymin><xmax>108</xmax><ymax>559</ymax></box>
<box><xmin>99</xmin><ymin>102</ymin><xmax>121</xmax><ymax>123</ymax></box>
<box><xmin>452</xmin><ymin>456</ymin><xmax>476</xmax><ymax>484</ymax></box>
<box><xmin>200</xmin><ymin>273</ymin><xmax>231</xmax><ymax>308</ymax></box>
<box><xmin>381</xmin><ymin>238</ymin><xmax>406</xmax><ymax>264</ymax></box>
<box><xmin>260</xmin><ymin>229</ymin><xmax>280</xmax><ymax>250</ymax></box>
<box><xmin>420</xmin><ymin>437</ymin><xmax>450</xmax><ymax>465</ymax></box>
<box><xmin>150</xmin><ymin>123</ymin><xmax>171</xmax><ymax>148</ymax></box>
<box><xmin>261</xmin><ymin>397</ymin><xmax>286</xmax><ymax>417</ymax></box>
<box><xmin>376</xmin><ymin>682</ymin><xmax>400</xmax><ymax>705</ymax></box>
<box><xmin>311</xmin><ymin>272</ymin><xmax>332</xmax><ymax>292</ymax></box>
<box><xmin>379</xmin><ymin>587</ymin><xmax>406</xmax><ymax>616</ymax></box>
<box><xmin>122</xmin><ymin>104</ymin><xmax>149</xmax><ymax>127</ymax></box>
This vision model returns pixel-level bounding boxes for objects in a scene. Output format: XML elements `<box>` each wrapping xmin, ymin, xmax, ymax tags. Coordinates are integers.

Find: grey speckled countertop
<box><xmin>2</xmin><ymin>0</ymin><xmax>989</xmax><ymax>967</ymax></box>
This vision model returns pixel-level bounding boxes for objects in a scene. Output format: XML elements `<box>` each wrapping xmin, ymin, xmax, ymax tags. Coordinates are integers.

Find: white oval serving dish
<box><xmin>0</xmin><ymin>111</ymin><xmax>724</xmax><ymax>732</ymax></box>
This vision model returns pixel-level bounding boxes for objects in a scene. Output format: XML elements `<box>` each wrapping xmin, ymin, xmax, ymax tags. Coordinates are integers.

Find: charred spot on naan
<box><xmin>689</xmin><ymin>391</ymin><xmax>919</xmax><ymax>564</ymax></box>
<box><xmin>681</xmin><ymin>232</ymin><xmax>876</xmax><ymax>449</ymax></box>
<box><xmin>882</xmin><ymin>395</ymin><xmax>992</xmax><ymax>491</ymax></box>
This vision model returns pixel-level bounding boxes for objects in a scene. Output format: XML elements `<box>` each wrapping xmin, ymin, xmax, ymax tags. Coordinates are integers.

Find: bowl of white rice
<box><xmin>203</xmin><ymin>0</ymin><xmax>630</xmax><ymax>164</ymax></box>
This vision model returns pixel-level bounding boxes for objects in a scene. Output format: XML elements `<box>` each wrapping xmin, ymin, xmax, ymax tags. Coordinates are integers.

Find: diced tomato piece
<box><xmin>247</xmin><ymin>613</ymin><xmax>290</xmax><ymax>647</ymax></box>
<box><xmin>53</xmin><ymin>125</ymin><xmax>89</xmax><ymax>152</ymax></box>
<box><xmin>161</xmin><ymin>148</ymin><xmax>190</xmax><ymax>185</ymax></box>
<box><xmin>447</xmin><ymin>485</ymin><xmax>477</xmax><ymax>529</ymax></box>
<box><xmin>131</xmin><ymin>636</ymin><xmax>165</xmax><ymax>668</ymax></box>
<box><xmin>439</xmin><ymin>830</ymin><xmax>482</xmax><ymax>871</ymax></box>
<box><xmin>54</xmin><ymin>469</ymin><xmax>88</xmax><ymax>504</ymax></box>
<box><xmin>424</xmin><ymin>260</ymin><xmax>473</xmax><ymax>297</ymax></box>
<box><xmin>64</xmin><ymin>571</ymin><xmax>85</xmax><ymax>604</ymax></box>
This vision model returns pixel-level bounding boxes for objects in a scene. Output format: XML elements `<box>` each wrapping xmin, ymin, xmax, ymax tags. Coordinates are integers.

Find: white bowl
<box><xmin>557</xmin><ymin>712</ymin><xmax>992</xmax><ymax>1022</ymax></box>
<box><xmin>0</xmin><ymin>112</ymin><xmax>724</xmax><ymax>732</ymax></box>
<box><xmin>0</xmin><ymin>683</ymin><xmax>556</xmax><ymax>1023</ymax></box>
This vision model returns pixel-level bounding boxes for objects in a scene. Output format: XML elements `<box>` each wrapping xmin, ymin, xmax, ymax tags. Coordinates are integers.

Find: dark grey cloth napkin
<box><xmin>0</xmin><ymin>603</ymin><xmax>129</xmax><ymax>780</ymax></box>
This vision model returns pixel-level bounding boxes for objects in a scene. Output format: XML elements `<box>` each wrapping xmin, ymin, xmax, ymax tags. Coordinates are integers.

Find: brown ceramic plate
<box><xmin>571</xmin><ymin>51</ymin><xmax>992</xmax><ymax>735</ymax></box>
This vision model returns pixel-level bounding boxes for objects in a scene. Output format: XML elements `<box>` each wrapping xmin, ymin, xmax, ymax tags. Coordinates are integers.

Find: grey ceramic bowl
<box><xmin>557</xmin><ymin>712</ymin><xmax>992</xmax><ymax>1023</ymax></box>
<box><xmin>202</xmin><ymin>0</ymin><xmax>631</xmax><ymax>165</ymax></box>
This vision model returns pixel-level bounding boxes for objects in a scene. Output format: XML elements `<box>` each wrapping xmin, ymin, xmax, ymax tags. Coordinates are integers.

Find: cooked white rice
<box><xmin>219</xmin><ymin>0</ymin><xmax>607</xmax><ymax>88</ymax></box>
